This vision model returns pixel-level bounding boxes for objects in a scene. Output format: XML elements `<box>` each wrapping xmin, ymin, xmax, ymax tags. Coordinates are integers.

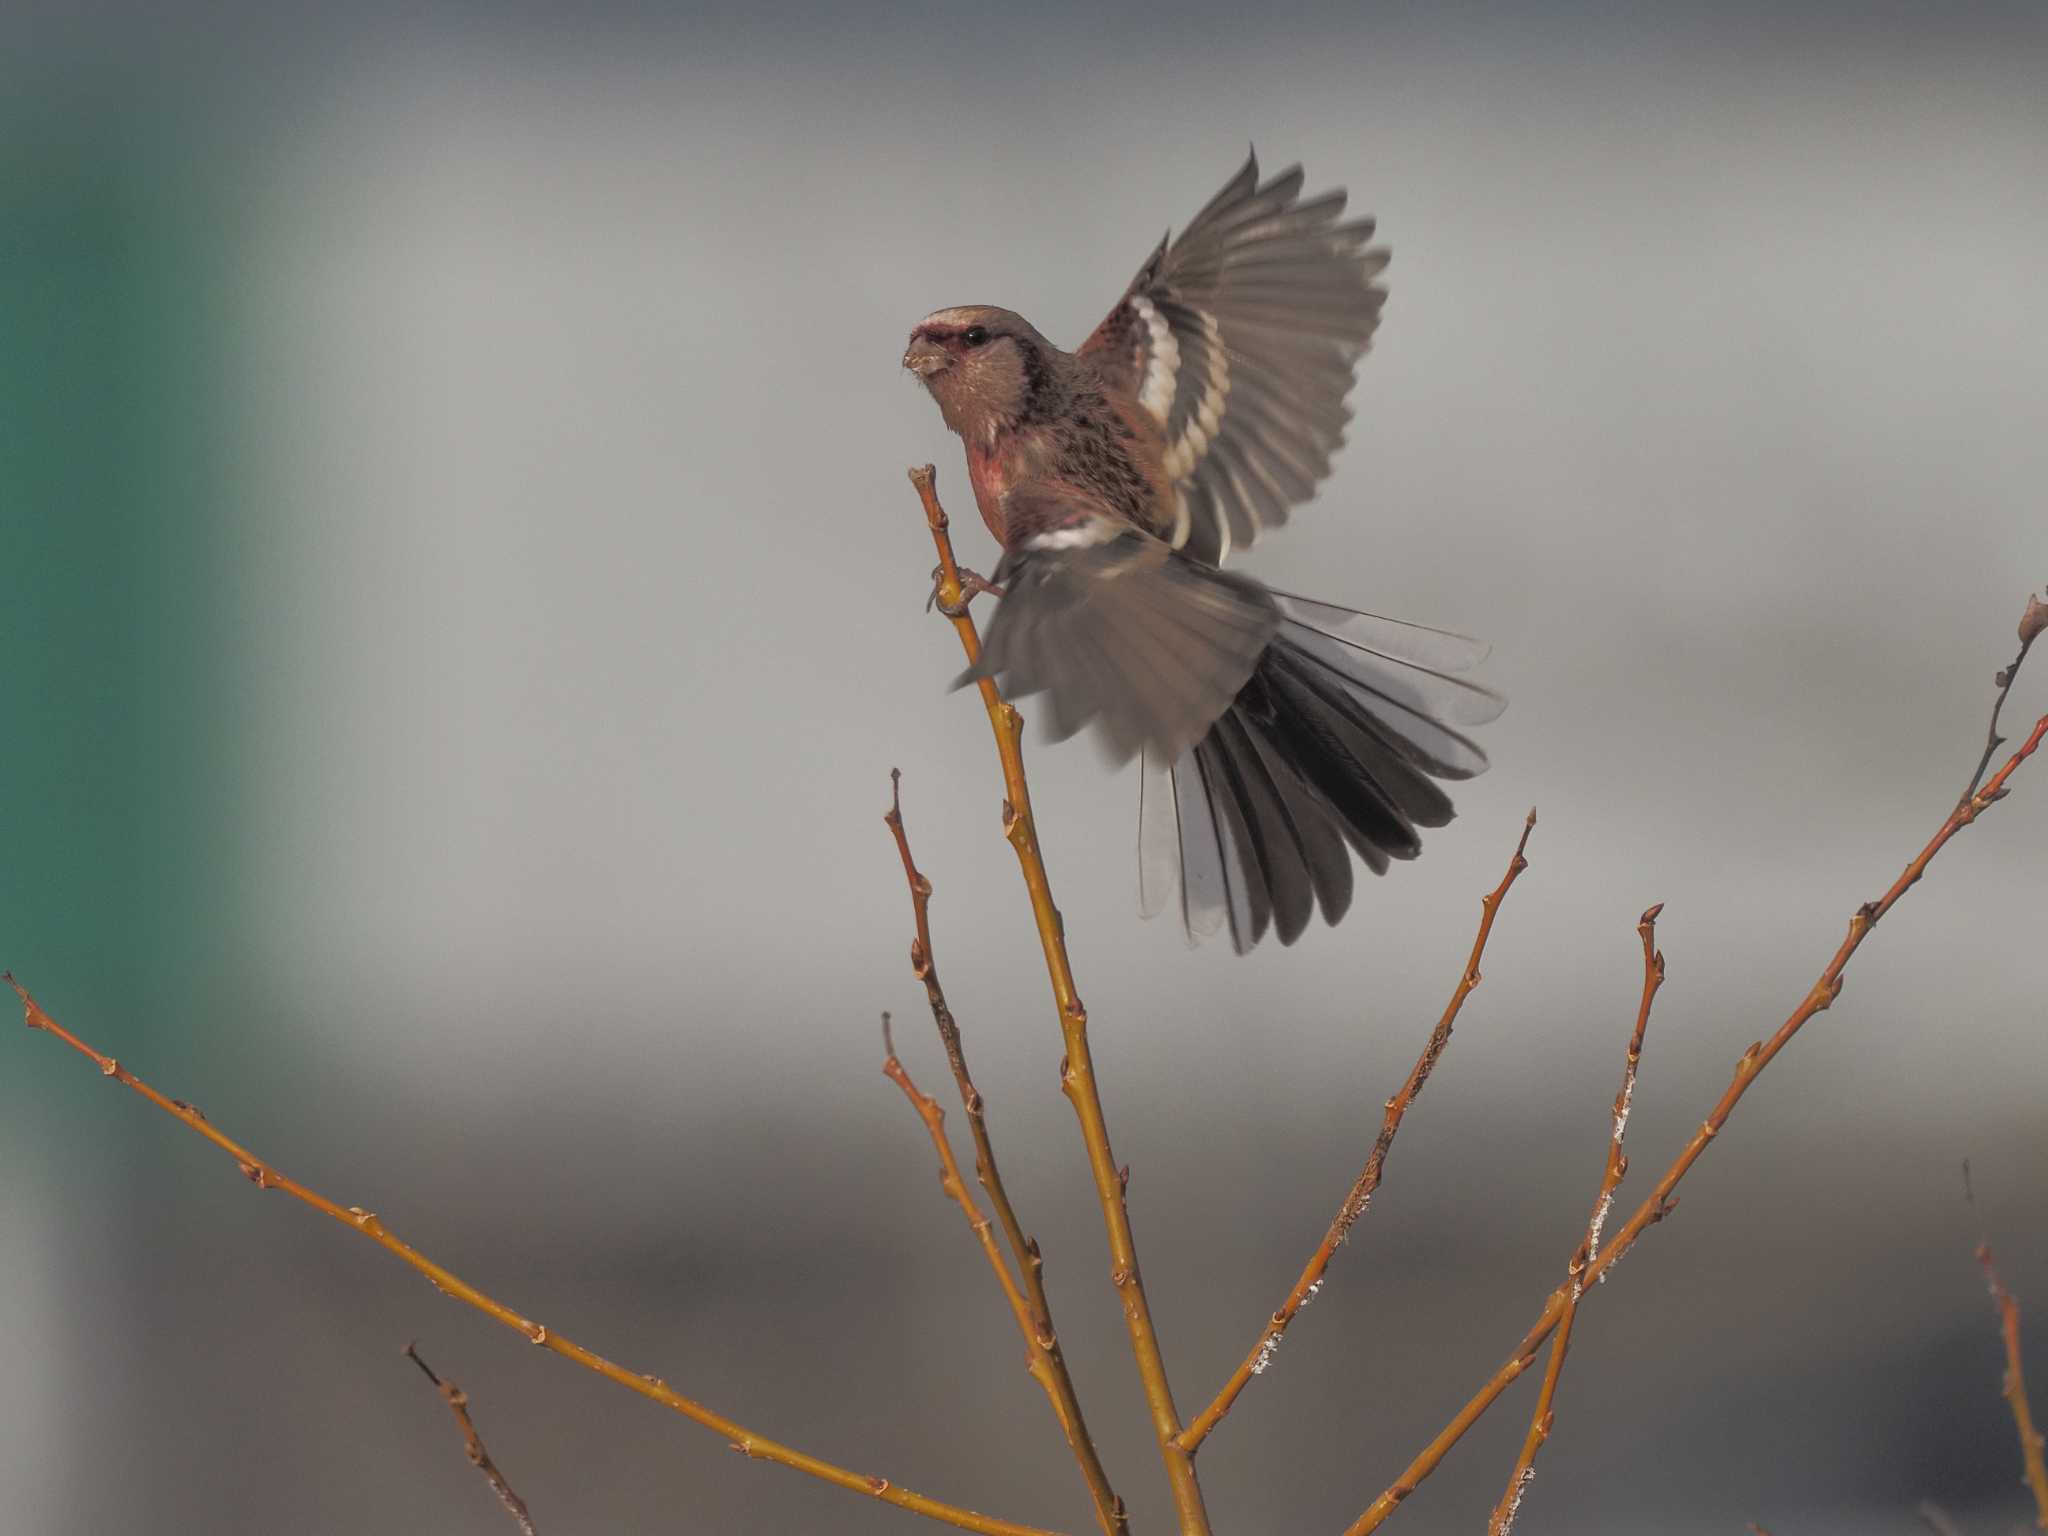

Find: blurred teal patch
<box><xmin>0</xmin><ymin>125</ymin><xmax>240</xmax><ymax>1095</ymax></box>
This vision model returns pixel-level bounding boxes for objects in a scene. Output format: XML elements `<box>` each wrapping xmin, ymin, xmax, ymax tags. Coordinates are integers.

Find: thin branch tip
<box><xmin>880</xmin><ymin>752</ymin><xmax>1125</xmax><ymax>1534</ymax></box>
<box><xmin>407</xmin><ymin>1344</ymin><xmax>539</xmax><ymax>1534</ymax></box>
<box><xmin>1961</xmin><ymin>590</ymin><xmax>2043</xmax><ymax>804</ymax></box>
<box><xmin>2019</xmin><ymin>588</ymin><xmax>2047</xmax><ymax>646</ymax></box>
<box><xmin>1184</xmin><ymin>809</ymin><xmax>1540</xmax><ymax>1456</ymax></box>
<box><xmin>1485</xmin><ymin>889</ymin><xmax>1665</xmax><ymax>1533</ymax></box>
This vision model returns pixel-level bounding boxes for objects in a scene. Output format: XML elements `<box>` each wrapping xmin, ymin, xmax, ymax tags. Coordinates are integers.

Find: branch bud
<box><xmin>2020</xmin><ymin>590</ymin><xmax>2047</xmax><ymax>646</ymax></box>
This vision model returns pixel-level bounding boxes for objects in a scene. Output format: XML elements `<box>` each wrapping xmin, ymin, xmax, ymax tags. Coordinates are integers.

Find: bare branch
<box><xmin>1344</xmin><ymin>666</ymin><xmax>2048</xmax><ymax>1533</ymax></box>
<box><xmin>908</xmin><ymin>464</ymin><xmax>1211</xmax><ymax>1534</ymax></box>
<box><xmin>405</xmin><ymin>1343</ymin><xmax>539</xmax><ymax>1535</ymax></box>
<box><xmin>1959</xmin><ymin>587</ymin><xmax>2046</xmax><ymax>807</ymax></box>
<box><xmin>1180</xmin><ymin>808</ymin><xmax>1538</xmax><ymax>1454</ymax></box>
<box><xmin>1976</xmin><ymin>1244</ymin><xmax>2048</xmax><ymax>1530</ymax></box>
<box><xmin>887</xmin><ymin>769</ymin><xmax>1042</xmax><ymax>1296</ymax></box>
<box><xmin>5</xmin><ymin>975</ymin><xmax>1065</xmax><ymax>1536</ymax></box>
<box><xmin>1486</xmin><ymin>904</ymin><xmax>1665</xmax><ymax>1534</ymax></box>
<box><xmin>879</xmin><ymin>1005</ymin><xmax>1126</xmax><ymax>1536</ymax></box>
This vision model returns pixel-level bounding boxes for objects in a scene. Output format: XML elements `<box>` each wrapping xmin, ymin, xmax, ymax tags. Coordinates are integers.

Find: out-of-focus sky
<box><xmin>3</xmin><ymin>4</ymin><xmax>2044</xmax><ymax>1533</ymax></box>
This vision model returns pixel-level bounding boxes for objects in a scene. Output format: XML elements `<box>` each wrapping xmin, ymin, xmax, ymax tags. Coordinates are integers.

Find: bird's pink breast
<box><xmin>966</xmin><ymin>441</ymin><xmax>1018</xmax><ymax>546</ymax></box>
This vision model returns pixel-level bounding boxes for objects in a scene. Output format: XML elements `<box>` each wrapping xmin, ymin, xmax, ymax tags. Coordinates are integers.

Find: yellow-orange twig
<box><xmin>1180</xmin><ymin>808</ymin><xmax>1537</xmax><ymax>1455</ymax></box>
<box><xmin>909</xmin><ymin>464</ymin><xmax>1211</xmax><ymax>1536</ymax></box>
<box><xmin>1485</xmin><ymin>903</ymin><xmax>1664</xmax><ymax>1535</ymax></box>
<box><xmin>887</xmin><ymin>770</ymin><xmax>1047</xmax><ymax>1317</ymax></box>
<box><xmin>880</xmin><ymin>1012</ymin><xmax>1126</xmax><ymax>1536</ymax></box>
<box><xmin>1976</xmin><ymin>1243</ymin><xmax>2048</xmax><ymax>1530</ymax></box>
<box><xmin>405</xmin><ymin>1343</ymin><xmax>539</xmax><ymax>1535</ymax></box>
<box><xmin>1344</xmin><ymin>705</ymin><xmax>2048</xmax><ymax>1536</ymax></box>
<box><xmin>6</xmin><ymin>975</ymin><xmax>1064</xmax><ymax>1536</ymax></box>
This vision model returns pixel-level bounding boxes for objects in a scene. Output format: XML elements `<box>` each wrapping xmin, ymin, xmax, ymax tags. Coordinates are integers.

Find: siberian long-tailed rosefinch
<box><xmin>904</xmin><ymin>151</ymin><xmax>1502</xmax><ymax>954</ymax></box>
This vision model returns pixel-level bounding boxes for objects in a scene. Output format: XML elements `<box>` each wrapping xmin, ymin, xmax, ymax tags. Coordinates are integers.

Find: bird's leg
<box><xmin>927</xmin><ymin>564</ymin><xmax>1005</xmax><ymax>617</ymax></box>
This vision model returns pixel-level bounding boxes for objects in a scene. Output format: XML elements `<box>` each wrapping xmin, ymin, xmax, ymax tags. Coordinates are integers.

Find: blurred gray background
<box><xmin>3</xmin><ymin>3</ymin><xmax>2045</xmax><ymax>1533</ymax></box>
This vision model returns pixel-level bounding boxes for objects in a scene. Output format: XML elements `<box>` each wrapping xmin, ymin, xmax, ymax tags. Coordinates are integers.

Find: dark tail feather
<box><xmin>1141</xmin><ymin>599</ymin><xmax>1504</xmax><ymax>954</ymax></box>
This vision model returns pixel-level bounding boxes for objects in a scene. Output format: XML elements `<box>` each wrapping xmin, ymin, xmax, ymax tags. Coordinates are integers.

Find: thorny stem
<box><xmin>909</xmin><ymin>465</ymin><xmax>1212</xmax><ymax>1536</ymax></box>
<box><xmin>405</xmin><ymin>1343</ymin><xmax>539</xmax><ymax>1535</ymax></box>
<box><xmin>880</xmin><ymin>1010</ymin><xmax>1127</xmax><ymax>1536</ymax></box>
<box><xmin>1485</xmin><ymin>904</ymin><xmax>1664</xmax><ymax>1535</ymax></box>
<box><xmin>6</xmin><ymin>976</ymin><xmax>1065</xmax><ymax>1536</ymax></box>
<box><xmin>1345</xmin><ymin>697</ymin><xmax>2048</xmax><ymax>1533</ymax></box>
<box><xmin>1179</xmin><ymin>808</ymin><xmax>1538</xmax><ymax>1455</ymax></box>
<box><xmin>1976</xmin><ymin>1244</ymin><xmax>2048</xmax><ymax>1530</ymax></box>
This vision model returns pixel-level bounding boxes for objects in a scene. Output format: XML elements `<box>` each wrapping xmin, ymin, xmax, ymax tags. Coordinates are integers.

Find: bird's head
<box><xmin>902</xmin><ymin>306</ymin><xmax>1051</xmax><ymax>441</ymax></box>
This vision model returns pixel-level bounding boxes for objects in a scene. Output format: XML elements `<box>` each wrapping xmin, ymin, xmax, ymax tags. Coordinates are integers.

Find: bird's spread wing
<box><xmin>958</xmin><ymin>517</ymin><xmax>1279</xmax><ymax>767</ymax></box>
<box><xmin>1078</xmin><ymin>150</ymin><xmax>1388</xmax><ymax>566</ymax></box>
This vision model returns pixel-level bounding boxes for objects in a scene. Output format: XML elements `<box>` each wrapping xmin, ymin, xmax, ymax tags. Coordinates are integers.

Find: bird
<box><xmin>902</xmin><ymin>150</ymin><xmax>1503</xmax><ymax>954</ymax></box>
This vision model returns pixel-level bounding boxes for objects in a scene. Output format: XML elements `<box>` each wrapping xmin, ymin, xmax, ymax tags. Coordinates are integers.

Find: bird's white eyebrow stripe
<box><xmin>1027</xmin><ymin>518</ymin><xmax>1124</xmax><ymax>550</ymax></box>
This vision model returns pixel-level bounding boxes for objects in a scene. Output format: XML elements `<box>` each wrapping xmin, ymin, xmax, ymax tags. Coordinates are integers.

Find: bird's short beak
<box><xmin>902</xmin><ymin>335</ymin><xmax>949</xmax><ymax>380</ymax></box>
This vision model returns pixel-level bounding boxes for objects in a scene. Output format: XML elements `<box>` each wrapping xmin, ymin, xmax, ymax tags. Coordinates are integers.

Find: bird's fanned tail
<box><xmin>1139</xmin><ymin>593</ymin><xmax>1504</xmax><ymax>953</ymax></box>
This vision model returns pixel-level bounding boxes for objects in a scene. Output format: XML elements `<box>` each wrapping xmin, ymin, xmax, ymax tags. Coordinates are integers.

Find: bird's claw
<box><xmin>927</xmin><ymin>564</ymin><xmax>1004</xmax><ymax>617</ymax></box>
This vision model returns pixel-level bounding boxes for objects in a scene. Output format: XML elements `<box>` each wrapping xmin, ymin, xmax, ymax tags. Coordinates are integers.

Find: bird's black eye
<box><xmin>962</xmin><ymin>326</ymin><xmax>990</xmax><ymax>348</ymax></box>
